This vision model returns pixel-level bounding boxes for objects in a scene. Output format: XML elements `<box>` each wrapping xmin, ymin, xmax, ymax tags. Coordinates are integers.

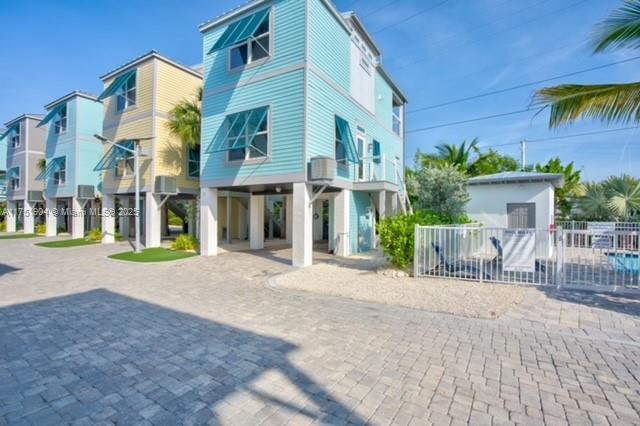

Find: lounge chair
<box><xmin>431</xmin><ymin>243</ymin><xmax>492</xmax><ymax>280</ymax></box>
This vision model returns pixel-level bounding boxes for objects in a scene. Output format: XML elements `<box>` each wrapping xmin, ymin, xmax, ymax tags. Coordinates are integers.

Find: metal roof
<box><xmin>467</xmin><ymin>172</ymin><xmax>565</xmax><ymax>188</ymax></box>
<box><xmin>4</xmin><ymin>114</ymin><xmax>44</xmax><ymax>128</ymax></box>
<box><xmin>44</xmin><ymin>91</ymin><xmax>100</xmax><ymax>110</ymax></box>
<box><xmin>99</xmin><ymin>50</ymin><xmax>203</xmax><ymax>81</ymax></box>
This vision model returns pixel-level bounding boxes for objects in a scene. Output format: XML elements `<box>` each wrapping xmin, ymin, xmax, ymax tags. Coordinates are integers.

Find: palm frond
<box><xmin>166</xmin><ymin>88</ymin><xmax>202</xmax><ymax>148</ymax></box>
<box><xmin>594</xmin><ymin>0</ymin><xmax>640</xmax><ymax>52</ymax></box>
<box><xmin>534</xmin><ymin>82</ymin><xmax>640</xmax><ymax>128</ymax></box>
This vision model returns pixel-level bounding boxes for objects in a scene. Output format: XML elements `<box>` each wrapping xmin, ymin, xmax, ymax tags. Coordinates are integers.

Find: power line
<box><xmin>407</xmin><ymin>55</ymin><xmax>640</xmax><ymax>114</ymax></box>
<box><xmin>395</xmin><ymin>0</ymin><xmax>589</xmax><ymax>71</ymax></box>
<box><xmin>406</xmin><ymin>108</ymin><xmax>535</xmax><ymax>133</ymax></box>
<box><xmin>372</xmin><ymin>0</ymin><xmax>451</xmax><ymax>35</ymax></box>
<box><xmin>485</xmin><ymin>126</ymin><xmax>640</xmax><ymax>148</ymax></box>
<box><xmin>361</xmin><ymin>0</ymin><xmax>400</xmax><ymax>18</ymax></box>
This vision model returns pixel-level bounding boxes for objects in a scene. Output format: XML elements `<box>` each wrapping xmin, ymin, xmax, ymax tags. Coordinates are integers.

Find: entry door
<box><xmin>507</xmin><ymin>203</ymin><xmax>536</xmax><ymax>228</ymax></box>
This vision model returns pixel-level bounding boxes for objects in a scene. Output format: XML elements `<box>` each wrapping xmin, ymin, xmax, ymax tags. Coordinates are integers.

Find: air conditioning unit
<box><xmin>310</xmin><ymin>156</ymin><xmax>336</xmax><ymax>182</ymax></box>
<box><xmin>155</xmin><ymin>176</ymin><xmax>177</xmax><ymax>195</ymax></box>
<box><xmin>77</xmin><ymin>185</ymin><xmax>95</xmax><ymax>200</ymax></box>
<box><xmin>27</xmin><ymin>190</ymin><xmax>43</xmax><ymax>203</ymax></box>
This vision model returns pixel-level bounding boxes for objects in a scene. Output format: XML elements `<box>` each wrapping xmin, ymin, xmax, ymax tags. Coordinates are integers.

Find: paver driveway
<box><xmin>1</xmin><ymin>238</ymin><xmax>639</xmax><ymax>425</ymax></box>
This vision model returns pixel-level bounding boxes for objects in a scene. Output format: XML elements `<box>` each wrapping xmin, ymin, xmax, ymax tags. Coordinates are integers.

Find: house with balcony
<box><xmin>2</xmin><ymin>114</ymin><xmax>47</xmax><ymax>233</ymax></box>
<box><xmin>36</xmin><ymin>91</ymin><xmax>104</xmax><ymax>238</ymax></box>
<box><xmin>198</xmin><ymin>0</ymin><xmax>408</xmax><ymax>266</ymax></box>
<box><xmin>97</xmin><ymin>51</ymin><xmax>203</xmax><ymax>245</ymax></box>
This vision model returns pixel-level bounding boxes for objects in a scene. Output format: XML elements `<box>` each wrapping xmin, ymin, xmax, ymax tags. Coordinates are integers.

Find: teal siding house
<box><xmin>199</xmin><ymin>0</ymin><xmax>408</xmax><ymax>266</ymax></box>
<box><xmin>0</xmin><ymin>129</ymin><xmax>6</xmax><ymax>203</ymax></box>
<box><xmin>37</xmin><ymin>91</ymin><xmax>103</xmax><ymax>238</ymax></box>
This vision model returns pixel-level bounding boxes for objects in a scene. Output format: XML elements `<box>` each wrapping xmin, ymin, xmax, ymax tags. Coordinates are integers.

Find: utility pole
<box><xmin>520</xmin><ymin>140</ymin><xmax>526</xmax><ymax>171</ymax></box>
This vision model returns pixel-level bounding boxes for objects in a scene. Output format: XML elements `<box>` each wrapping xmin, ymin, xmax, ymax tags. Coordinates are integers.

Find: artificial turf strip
<box><xmin>0</xmin><ymin>233</ymin><xmax>39</xmax><ymax>240</ymax></box>
<box><xmin>36</xmin><ymin>239</ymin><xmax>99</xmax><ymax>248</ymax></box>
<box><xmin>108</xmin><ymin>247</ymin><xmax>197</xmax><ymax>263</ymax></box>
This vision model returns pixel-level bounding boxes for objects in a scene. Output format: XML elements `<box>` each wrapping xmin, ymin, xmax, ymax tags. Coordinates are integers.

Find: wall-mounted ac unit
<box><xmin>155</xmin><ymin>176</ymin><xmax>177</xmax><ymax>195</ymax></box>
<box><xmin>309</xmin><ymin>156</ymin><xmax>336</xmax><ymax>182</ymax></box>
<box><xmin>77</xmin><ymin>185</ymin><xmax>95</xmax><ymax>200</ymax></box>
<box><xmin>27</xmin><ymin>190</ymin><xmax>43</xmax><ymax>203</ymax></box>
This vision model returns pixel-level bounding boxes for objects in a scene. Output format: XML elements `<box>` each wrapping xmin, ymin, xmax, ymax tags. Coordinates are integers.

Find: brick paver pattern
<box><xmin>1</xmin><ymin>238</ymin><xmax>639</xmax><ymax>425</ymax></box>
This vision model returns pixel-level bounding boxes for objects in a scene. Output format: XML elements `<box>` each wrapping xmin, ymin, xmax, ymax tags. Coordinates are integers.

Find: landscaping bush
<box><xmin>172</xmin><ymin>234</ymin><xmax>199</xmax><ymax>251</ymax></box>
<box><xmin>0</xmin><ymin>221</ymin><xmax>5</xmax><ymax>232</ymax></box>
<box><xmin>35</xmin><ymin>224</ymin><xmax>47</xmax><ymax>235</ymax></box>
<box><xmin>408</xmin><ymin>165</ymin><xmax>469</xmax><ymax>222</ymax></box>
<box><xmin>377</xmin><ymin>211</ymin><xmax>470</xmax><ymax>270</ymax></box>
<box><xmin>87</xmin><ymin>228</ymin><xmax>102</xmax><ymax>242</ymax></box>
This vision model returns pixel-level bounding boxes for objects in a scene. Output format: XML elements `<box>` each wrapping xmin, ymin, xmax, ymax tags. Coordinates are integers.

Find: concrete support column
<box><xmin>45</xmin><ymin>197</ymin><xmax>57</xmax><ymax>237</ymax></box>
<box><xmin>200</xmin><ymin>188</ymin><xmax>218</xmax><ymax>256</ymax></box>
<box><xmin>188</xmin><ymin>199</ymin><xmax>197</xmax><ymax>237</ymax></box>
<box><xmin>378</xmin><ymin>190</ymin><xmax>387</xmax><ymax>219</ymax></box>
<box><xmin>238</xmin><ymin>200</ymin><xmax>248</xmax><ymax>240</ymax></box>
<box><xmin>119</xmin><ymin>197</ymin><xmax>130</xmax><ymax>238</ymax></box>
<box><xmin>249</xmin><ymin>194</ymin><xmax>264</xmax><ymax>250</ymax></box>
<box><xmin>334</xmin><ymin>189</ymin><xmax>351</xmax><ymax>257</ymax></box>
<box><xmin>71</xmin><ymin>197</ymin><xmax>84</xmax><ymax>239</ymax></box>
<box><xmin>226</xmin><ymin>194</ymin><xmax>232</xmax><ymax>243</ymax></box>
<box><xmin>285</xmin><ymin>194</ymin><xmax>293</xmax><ymax>244</ymax></box>
<box><xmin>145</xmin><ymin>193</ymin><xmax>161</xmax><ymax>248</ymax></box>
<box><xmin>5</xmin><ymin>200</ymin><xmax>16</xmax><ymax>232</ymax></box>
<box><xmin>387</xmin><ymin>192</ymin><xmax>398</xmax><ymax>216</ymax></box>
<box><xmin>102</xmin><ymin>194</ymin><xmax>115</xmax><ymax>244</ymax></box>
<box><xmin>23</xmin><ymin>201</ymin><xmax>35</xmax><ymax>234</ymax></box>
<box><xmin>292</xmin><ymin>183</ymin><xmax>313</xmax><ymax>267</ymax></box>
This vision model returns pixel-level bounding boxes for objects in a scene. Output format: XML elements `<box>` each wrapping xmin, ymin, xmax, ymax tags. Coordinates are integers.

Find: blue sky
<box><xmin>0</xmin><ymin>0</ymin><xmax>636</xmax><ymax>180</ymax></box>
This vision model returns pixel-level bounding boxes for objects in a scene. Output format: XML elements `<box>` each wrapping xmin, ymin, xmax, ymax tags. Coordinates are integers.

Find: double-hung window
<box><xmin>116</xmin><ymin>73</ymin><xmax>137</xmax><ymax>112</ymax></box>
<box><xmin>9</xmin><ymin>167</ymin><xmax>20</xmax><ymax>191</ymax></box>
<box><xmin>53</xmin><ymin>105</ymin><xmax>67</xmax><ymax>135</ymax></box>
<box><xmin>225</xmin><ymin>106</ymin><xmax>269</xmax><ymax>162</ymax></box>
<box><xmin>115</xmin><ymin>141</ymin><xmax>135</xmax><ymax>177</ymax></box>
<box><xmin>53</xmin><ymin>157</ymin><xmax>66</xmax><ymax>185</ymax></box>
<box><xmin>10</xmin><ymin>126</ymin><xmax>20</xmax><ymax>148</ymax></box>
<box><xmin>228</xmin><ymin>12</ymin><xmax>270</xmax><ymax>70</ymax></box>
<box><xmin>188</xmin><ymin>146</ymin><xmax>200</xmax><ymax>177</ymax></box>
<box><xmin>392</xmin><ymin>96</ymin><xmax>403</xmax><ymax>136</ymax></box>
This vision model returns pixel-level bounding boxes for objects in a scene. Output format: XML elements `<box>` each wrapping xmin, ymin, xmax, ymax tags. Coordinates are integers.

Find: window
<box><xmin>188</xmin><ymin>146</ymin><xmax>200</xmax><ymax>178</ymax></box>
<box><xmin>360</xmin><ymin>56</ymin><xmax>371</xmax><ymax>75</ymax></box>
<box><xmin>392</xmin><ymin>96</ymin><xmax>403</xmax><ymax>136</ymax></box>
<box><xmin>10</xmin><ymin>125</ymin><xmax>20</xmax><ymax>148</ymax></box>
<box><xmin>225</xmin><ymin>107</ymin><xmax>269</xmax><ymax>162</ymax></box>
<box><xmin>116</xmin><ymin>73</ymin><xmax>136</xmax><ymax>112</ymax></box>
<box><xmin>115</xmin><ymin>142</ymin><xmax>135</xmax><ymax>177</ymax></box>
<box><xmin>335</xmin><ymin>121</ymin><xmax>347</xmax><ymax>166</ymax></box>
<box><xmin>53</xmin><ymin>105</ymin><xmax>67</xmax><ymax>134</ymax></box>
<box><xmin>229</xmin><ymin>12</ymin><xmax>270</xmax><ymax>70</ymax></box>
<box><xmin>53</xmin><ymin>157</ymin><xmax>66</xmax><ymax>185</ymax></box>
<box><xmin>9</xmin><ymin>167</ymin><xmax>20</xmax><ymax>190</ymax></box>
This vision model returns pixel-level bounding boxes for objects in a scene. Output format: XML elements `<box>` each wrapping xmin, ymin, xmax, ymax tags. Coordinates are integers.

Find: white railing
<box><xmin>414</xmin><ymin>224</ymin><xmax>640</xmax><ymax>292</ymax></box>
<box><xmin>353</xmin><ymin>154</ymin><xmax>399</xmax><ymax>184</ymax></box>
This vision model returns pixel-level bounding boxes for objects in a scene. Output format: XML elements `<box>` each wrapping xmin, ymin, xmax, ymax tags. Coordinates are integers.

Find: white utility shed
<box><xmin>466</xmin><ymin>172</ymin><xmax>564</xmax><ymax>230</ymax></box>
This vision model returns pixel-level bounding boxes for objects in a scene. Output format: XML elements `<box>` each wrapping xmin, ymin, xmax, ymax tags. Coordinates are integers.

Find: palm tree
<box><xmin>431</xmin><ymin>138</ymin><xmax>480</xmax><ymax>172</ymax></box>
<box><xmin>604</xmin><ymin>174</ymin><xmax>640</xmax><ymax>219</ymax></box>
<box><xmin>578</xmin><ymin>182</ymin><xmax>610</xmax><ymax>220</ymax></box>
<box><xmin>535</xmin><ymin>0</ymin><xmax>640</xmax><ymax>127</ymax></box>
<box><xmin>166</xmin><ymin>87</ymin><xmax>202</xmax><ymax>147</ymax></box>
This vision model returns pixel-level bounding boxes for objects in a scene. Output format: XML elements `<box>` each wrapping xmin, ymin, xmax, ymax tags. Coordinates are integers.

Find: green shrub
<box><xmin>35</xmin><ymin>224</ymin><xmax>47</xmax><ymax>235</ymax></box>
<box><xmin>0</xmin><ymin>221</ymin><xmax>6</xmax><ymax>232</ymax></box>
<box><xmin>378</xmin><ymin>211</ymin><xmax>462</xmax><ymax>270</ymax></box>
<box><xmin>172</xmin><ymin>234</ymin><xmax>199</xmax><ymax>251</ymax></box>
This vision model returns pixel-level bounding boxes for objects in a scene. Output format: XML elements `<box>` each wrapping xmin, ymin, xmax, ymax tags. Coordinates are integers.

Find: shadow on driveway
<box><xmin>0</xmin><ymin>263</ymin><xmax>21</xmax><ymax>278</ymax></box>
<box><xmin>539</xmin><ymin>287</ymin><xmax>640</xmax><ymax>318</ymax></box>
<box><xmin>0</xmin><ymin>289</ymin><xmax>364</xmax><ymax>424</ymax></box>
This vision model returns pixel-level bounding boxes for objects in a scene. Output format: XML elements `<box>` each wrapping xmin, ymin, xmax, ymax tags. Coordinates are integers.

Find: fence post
<box><xmin>555</xmin><ymin>226</ymin><xmax>564</xmax><ymax>290</ymax></box>
<box><xmin>413</xmin><ymin>224</ymin><xmax>419</xmax><ymax>278</ymax></box>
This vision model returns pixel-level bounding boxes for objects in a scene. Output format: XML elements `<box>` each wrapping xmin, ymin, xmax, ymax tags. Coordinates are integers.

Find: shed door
<box><xmin>507</xmin><ymin>203</ymin><xmax>536</xmax><ymax>228</ymax></box>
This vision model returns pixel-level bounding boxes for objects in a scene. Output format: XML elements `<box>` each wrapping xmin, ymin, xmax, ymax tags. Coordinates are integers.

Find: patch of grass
<box><xmin>0</xmin><ymin>233</ymin><xmax>38</xmax><ymax>240</ymax></box>
<box><xmin>109</xmin><ymin>247</ymin><xmax>197</xmax><ymax>263</ymax></box>
<box><xmin>36</xmin><ymin>239</ymin><xmax>99</xmax><ymax>248</ymax></box>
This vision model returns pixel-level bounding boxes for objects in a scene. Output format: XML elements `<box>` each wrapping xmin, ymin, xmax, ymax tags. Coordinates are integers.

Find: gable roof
<box><xmin>4</xmin><ymin>114</ymin><xmax>44</xmax><ymax>128</ymax></box>
<box><xmin>468</xmin><ymin>172</ymin><xmax>565</xmax><ymax>188</ymax></box>
<box><xmin>100</xmin><ymin>50</ymin><xmax>203</xmax><ymax>81</ymax></box>
<box><xmin>44</xmin><ymin>91</ymin><xmax>100</xmax><ymax>110</ymax></box>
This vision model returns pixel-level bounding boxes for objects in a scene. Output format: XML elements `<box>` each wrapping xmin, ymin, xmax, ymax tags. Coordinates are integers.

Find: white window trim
<box><xmin>10</xmin><ymin>126</ymin><xmax>20</xmax><ymax>148</ymax></box>
<box><xmin>227</xmin><ymin>9</ymin><xmax>273</xmax><ymax>72</ymax></box>
<box><xmin>9</xmin><ymin>167</ymin><xmax>20</xmax><ymax>190</ymax></box>
<box><xmin>114</xmin><ymin>143</ymin><xmax>136</xmax><ymax>178</ymax></box>
<box><xmin>53</xmin><ymin>105</ymin><xmax>68</xmax><ymax>135</ymax></box>
<box><xmin>225</xmin><ymin>107</ymin><xmax>271</xmax><ymax>165</ymax></box>
<box><xmin>52</xmin><ymin>156</ymin><xmax>66</xmax><ymax>185</ymax></box>
<box><xmin>116</xmin><ymin>72</ymin><xmax>138</xmax><ymax>113</ymax></box>
<box><xmin>392</xmin><ymin>98</ymin><xmax>403</xmax><ymax>137</ymax></box>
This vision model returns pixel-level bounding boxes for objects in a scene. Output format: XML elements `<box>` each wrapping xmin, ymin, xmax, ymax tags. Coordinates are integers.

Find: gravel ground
<box><xmin>273</xmin><ymin>263</ymin><xmax>527</xmax><ymax>319</ymax></box>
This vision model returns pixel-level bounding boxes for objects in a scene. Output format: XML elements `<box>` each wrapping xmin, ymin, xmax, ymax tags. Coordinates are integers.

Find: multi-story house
<box><xmin>0</xmin><ymin>129</ymin><xmax>6</xmax><ymax>203</ymax></box>
<box><xmin>97</xmin><ymin>51</ymin><xmax>203</xmax><ymax>245</ymax></box>
<box><xmin>198</xmin><ymin>0</ymin><xmax>408</xmax><ymax>266</ymax></box>
<box><xmin>2</xmin><ymin>114</ymin><xmax>47</xmax><ymax>233</ymax></box>
<box><xmin>37</xmin><ymin>91</ymin><xmax>103</xmax><ymax>238</ymax></box>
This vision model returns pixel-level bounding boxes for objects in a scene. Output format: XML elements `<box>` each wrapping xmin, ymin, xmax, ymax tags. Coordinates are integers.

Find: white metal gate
<box><xmin>414</xmin><ymin>224</ymin><xmax>640</xmax><ymax>293</ymax></box>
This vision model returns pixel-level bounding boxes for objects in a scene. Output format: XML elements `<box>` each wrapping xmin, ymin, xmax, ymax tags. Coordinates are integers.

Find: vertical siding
<box><xmin>202</xmin><ymin>0</ymin><xmax>306</xmax><ymax>92</ymax></box>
